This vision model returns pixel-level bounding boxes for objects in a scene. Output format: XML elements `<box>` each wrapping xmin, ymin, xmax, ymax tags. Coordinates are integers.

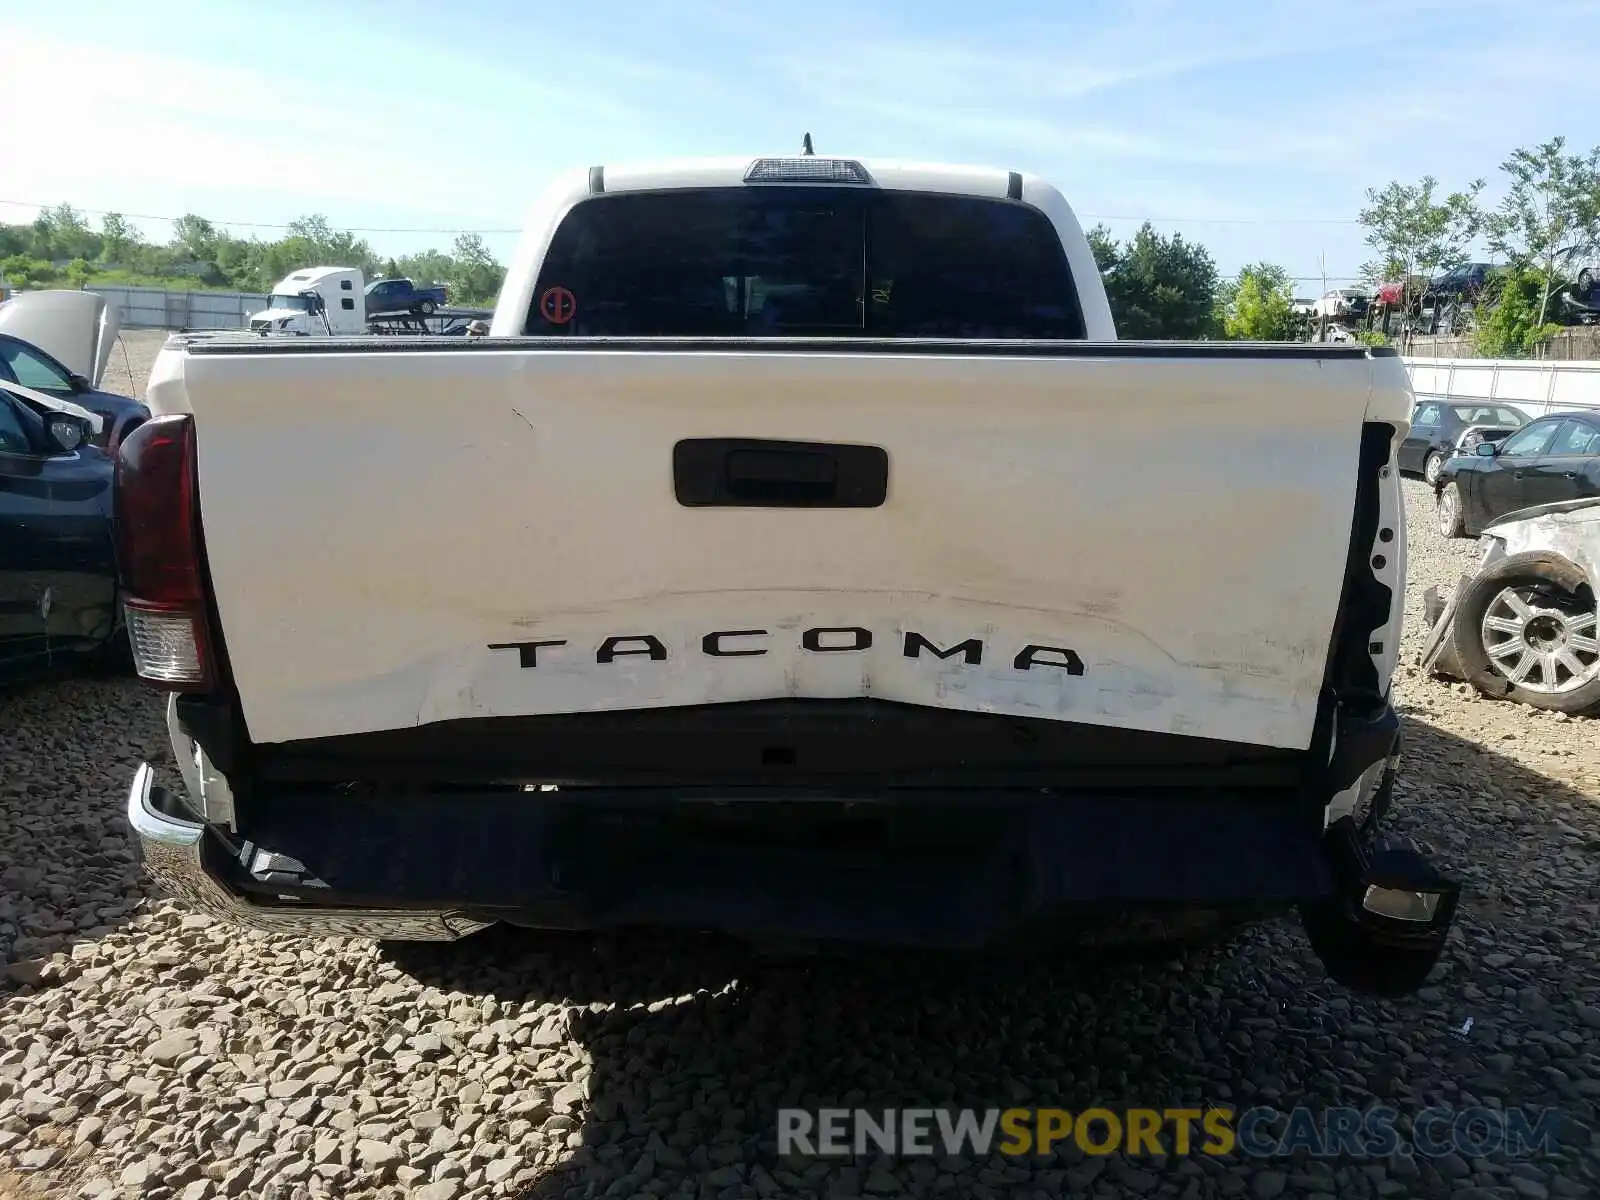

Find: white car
<box><xmin>119</xmin><ymin>150</ymin><xmax>1456</xmax><ymax>996</ymax></box>
<box><xmin>1313</xmin><ymin>288</ymin><xmax>1373</xmax><ymax>319</ymax></box>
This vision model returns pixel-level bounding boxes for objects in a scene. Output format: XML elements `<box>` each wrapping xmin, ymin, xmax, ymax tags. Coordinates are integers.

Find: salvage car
<box><xmin>0</xmin><ymin>290</ymin><xmax>148</xmax><ymax>451</ymax></box>
<box><xmin>120</xmin><ymin>150</ymin><xmax>1459</xmax><ymax>997</ymax></box>
<box><xmin>1312</xmin><ymin>287</ymin><xmax>1371</xmax><ymax>320</ymax></box>
<box><xmin>1421</xmin><ymin>498</ymin><xmax>1600</xmax><ymax>715</ymax></box>
<box><xmin>1398</xmin><ymin>400</ymin><xmax>1526</xmax><ymax>485</ymax></box>
<box><xmin>1435</xmin><ymin>410</ymin><xmax>1600</xmax><ymax>538</ymax></box>
<box><xmin>0</xmin><ymin>377</ymin><xmax>122</xmax><ymax>682</ymax></box>
<box><xmin>0</xmin><ymin>291</ymin><xmax>142</xmax><ymax>683</ymax></box>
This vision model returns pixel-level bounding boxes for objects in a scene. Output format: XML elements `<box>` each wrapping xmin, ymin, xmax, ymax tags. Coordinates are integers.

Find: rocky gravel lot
<box><xmin>99</xmin><ymin>329</ymin><xmax>166</xmax><ymax>403</ymax></box>
<box><xmin>3</xmin><ymin>463</ymin><xmax>1598</xmax><ymax>1200</ymax></box>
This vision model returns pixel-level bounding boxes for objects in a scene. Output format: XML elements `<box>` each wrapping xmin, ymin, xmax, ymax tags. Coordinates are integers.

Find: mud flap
<box><xmin>1299</xmin><ymin>819</ymin><xmax>1460</xmax><ymax>998</ymax></box>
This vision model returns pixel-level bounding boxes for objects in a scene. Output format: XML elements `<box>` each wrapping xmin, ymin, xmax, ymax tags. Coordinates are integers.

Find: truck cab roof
<box><xmin>582</xmin><ymin>155</ymin><xmax>1024</xmax><ymax>198</ymax></box>
<box><xmin>274</xmin><ymin>267</ymin><xmax>360</xmax><ymax>288</ymax></box>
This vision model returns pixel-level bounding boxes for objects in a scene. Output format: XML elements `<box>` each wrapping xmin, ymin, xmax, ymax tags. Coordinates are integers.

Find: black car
<box><xmin>1398</xmin><ymin>400</ymin><xmax>1526</xmax><ymax>485</ymax></box>
<box><xmin>0</xmin><ymin>332</ymin><xmax>149</xmax><ymax>452</ymax></box>
<box><xmin>1426</xmin><ymin>262</ymin><xmax>1495</xmax><ymax>302</ymax></box>
<box><xmin>0</xmin><ymin>386</ymin><xmax>123</xmax><ymax>682</ymax></box>
<box><xmin>1435</xmin><ymin>410</ymin><xmax>1600</xmax><ymax>537</ymax></box>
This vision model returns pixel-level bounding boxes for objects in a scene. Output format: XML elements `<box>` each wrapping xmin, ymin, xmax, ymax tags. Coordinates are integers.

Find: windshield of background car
<box><xmin>525</xmin><ymin>187</ymin><xmax>1086</xmax><ymax>338</ymax></box>
<box><xmin>1450</xmin><ymin>405</ymin><xmax>1525</xmax><ymax>426</ymax></box>
<box><xmin>0</xmin><ymin>338</ymin><xmax>71</xmax><ymax>391</ymax></box>
<box><xmin>1498</xmin><ymin>421</ymin><xmax>1560</xmax><ymax>457</ymax></box>
<box><xmin>267</xmin><ymin>293</ymin><xmax>313</xmax><ymax>312</ymax></box>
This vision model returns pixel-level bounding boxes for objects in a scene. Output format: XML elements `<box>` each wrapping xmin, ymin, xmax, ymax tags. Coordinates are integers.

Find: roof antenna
<box><xmin>801</xmin><ymin>132</ymin><xmax>815</xmax><ymax>157</ymax></box>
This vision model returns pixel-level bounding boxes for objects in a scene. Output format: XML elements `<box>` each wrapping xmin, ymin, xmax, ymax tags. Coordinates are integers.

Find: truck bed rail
<box><xmin>175</xmin><ymin>334</ymin><xmax>1398</xmax><ymax>358</ymax></box>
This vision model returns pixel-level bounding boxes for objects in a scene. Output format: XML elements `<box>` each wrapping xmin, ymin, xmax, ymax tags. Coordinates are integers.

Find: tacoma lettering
<box><xmin>486</xmin><ymin>638</ymin><xmax>566</xmax><ymax>668</ymax></box>
<box><xmin>596</xmin><ymin>635</ymin><xmax>668</xmax><ymax>663</ymax></box>
<box><xmin>903</xmin><ymin>632</ymin><xmax>982</xmax><ymax>664</ymax></box>
<box><xmin>490</xmin><ymin>628</ymin><xmax>1085</xmax><ymax>675</ymax></box>
<box><xmin>1014</xmin><ymin>644</ymin><xmax>1086</xmax><ymax>676</ymax></box>
<box><xmin>702</xmin><ymin>629</ymin><xmax>769</xmax><ymax>657</ymax></box>
<box><xmin>802</xmin><ymin>626</ymin><xmax>872</xmax><ymax>653</ymax></box>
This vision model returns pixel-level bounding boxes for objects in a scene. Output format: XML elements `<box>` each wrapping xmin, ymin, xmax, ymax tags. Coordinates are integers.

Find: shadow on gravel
<box><xmin>312</xmin><ymin>717</ymin><xmax>1600</xmax><ymax>1197</ymax></box>
<box><xmin>0</xmin><ymin>674</ymin><xmax>165</xmax><ymax>990</ymax></box>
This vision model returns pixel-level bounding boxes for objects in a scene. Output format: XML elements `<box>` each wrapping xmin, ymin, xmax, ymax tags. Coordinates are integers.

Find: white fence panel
<box><xmin>88</xmin><ymin>284</ymin><xmax>267</xmax><ymax>331</ymax></box>
<box><xmin>1403</xmin><ymin>357</ymin><xmax>1600</xmax><ymax>417</ymax></box>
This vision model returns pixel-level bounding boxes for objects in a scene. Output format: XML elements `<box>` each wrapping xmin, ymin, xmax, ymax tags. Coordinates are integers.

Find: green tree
<box><xmin>393</xmin><ymin>249</ymin><xmax>456</xmax><ymax>287</ymax></box>
<box><xmin>1085</xmin><ymin>224</ymin><xmax>1119</xmax><ymax>273</ymax></box>
<box><xmin>169</xmin><ymin>214</ymin><xmax>220</xmax><ymax>263</ymax></box>
<box><xmin>1094</xmin><ymin>222</ymin><xmax>1220</xmax><ymax>339</ymax></box>
<box><xmin>1472</xmin><ymin>266</ymin><xmax>1563</xmax><ymax>358</ymax></box>
<box><xmin>98</xmin><ymin>212</ymin><xmax>142</xmax><ymax>265</ymax></box>
<box><xmin>1219</xmin><ymin>262</ymin><xmax>1299</xmax><ymax>340</ymax></box>
<box><xmin>284</xmin><ymin>213</ymin><xmax>380</xmax><ymax>276</ymax></box>
<box><xmin>31</xmin><ymin>203</ymin><xmax>98</xmax><ymax>261</ymax></box>
<box><xmin>1485</xmin><ymin>136</ymin><xmax>1600</xmax><ymax>329</ymax></box>
<box><xmin>1</xmin><ymin>205</ymin><xmax>510</xmax><ymax>304</ymax></box>
<box><xmin>1358</xmin><ymin>176</ymin><xmax>1485</xmax><ymax>330</ymax></box>
<box><xmin>63</xmin><ymin>258</ymin><xmax>94</xmax><ymax>290</ymax></box>
<box><xmin>446</xmin><ymin>233</ymin><xmax>505</xmax><ymax>306</ymax></box>
<box><xmin>0</xmin><ymin>254</ymin><xmax>60</xmax><ymax>289</ymax></box>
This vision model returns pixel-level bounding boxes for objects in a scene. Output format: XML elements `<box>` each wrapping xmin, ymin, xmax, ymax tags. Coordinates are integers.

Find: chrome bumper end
<box><xmin>125</xmin><ymin>762</ymin><xmax>491</xmax><ymax>942</ymax></box>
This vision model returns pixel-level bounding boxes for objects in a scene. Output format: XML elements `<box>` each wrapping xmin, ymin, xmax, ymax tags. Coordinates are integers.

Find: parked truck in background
<box><xmin>247</xmin><ymin>267</ymin><xmax>367</xmax><ymax>336</ymax></box>
<box><xmin>364</xmin><ymin>277</ymin><xmax>448</xmax><ymax>317</ymax></box>
<box><xmin>120</xmin><ymin>151</ymin><xmax>1458</xmax><ymax>997</ymax></box>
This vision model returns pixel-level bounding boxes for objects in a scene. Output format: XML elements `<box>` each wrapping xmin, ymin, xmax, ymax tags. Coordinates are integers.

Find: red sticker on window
<box><xmin>539</xmin><ymin>286</ymin><xmax>577</xmax><ymax>325</ymax></box>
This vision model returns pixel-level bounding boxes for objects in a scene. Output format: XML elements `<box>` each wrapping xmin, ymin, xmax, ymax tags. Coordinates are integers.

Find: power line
<box><xmin>1</xmin><ymin>197</ymin><xmax>1362</xmax><ymax>233</ymax></box>
<box><xmin>1080</xmin><ymin>213</ymin><xmax>1360</xmax><ymax>226</ymax></box>
<box><xmin>0</xmin><ymin>197</ymin><xmax>1371</xmax><ymax>281</ymax></box>
<box><xmin>0</xmin><ymin>199</ymin><xmax>519</xmax><ymax>235</ymax></box>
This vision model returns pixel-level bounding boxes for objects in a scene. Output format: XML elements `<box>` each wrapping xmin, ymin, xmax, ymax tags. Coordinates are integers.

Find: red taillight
<box><xmin>114</xmin><ymin>415</ymin><xmax>217</xmax><ymax>690</ymax></box>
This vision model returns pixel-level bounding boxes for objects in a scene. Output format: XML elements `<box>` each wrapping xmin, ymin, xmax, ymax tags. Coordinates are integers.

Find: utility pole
<box><xmin>1317</xmin><ymin>249</ymin><xmax>1329</xmax><ymax>343</ymax></box>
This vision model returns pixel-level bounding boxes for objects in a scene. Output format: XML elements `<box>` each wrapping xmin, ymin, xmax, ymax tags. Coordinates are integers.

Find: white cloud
<box><xmin>7</xmin><ymin>0</ymin><xmax>1600</xmax><ymax>281</ymax></box>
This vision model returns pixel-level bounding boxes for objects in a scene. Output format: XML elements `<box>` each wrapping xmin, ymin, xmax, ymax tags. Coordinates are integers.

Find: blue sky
<box><xmin>6</xmin><ymin>0</ymin><xmax>1600</xmax><ymax>295</ymax></box>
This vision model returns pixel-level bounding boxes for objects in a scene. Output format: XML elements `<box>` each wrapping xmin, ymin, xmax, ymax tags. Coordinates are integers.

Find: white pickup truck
<box><xmin>121</xmin><ymin>152</ymin><xmax>1458</xmax><ymax>995</ymax></box>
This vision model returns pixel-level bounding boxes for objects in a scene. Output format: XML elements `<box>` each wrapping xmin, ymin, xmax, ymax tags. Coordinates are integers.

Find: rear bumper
<box><xmin>127</xmin><ymin>699</ymin><xmax>1462</xmax><ymax>993</ymax></box>
<box><xmin>129</xmin><ymin>760</ymin><xmax>1346</xmax><ymax>946</ymax></box>
<box><xmin>127</xmin><ymin>763</ymin><xmax>489</xmax><ymax>940</ymax></box>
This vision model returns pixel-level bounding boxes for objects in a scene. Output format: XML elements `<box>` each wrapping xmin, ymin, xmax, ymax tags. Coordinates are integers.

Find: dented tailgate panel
<box><xmin>149</xmin><ymin>343</ymin><xmax>1404</xmax><ymax>749</ymax></box>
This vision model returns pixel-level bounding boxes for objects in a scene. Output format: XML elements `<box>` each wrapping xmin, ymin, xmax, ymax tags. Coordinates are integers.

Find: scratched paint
<box><xmin>157</xmin><ymin>343</ymin><xmax>1410</xmax><ymax>750</ymax></box>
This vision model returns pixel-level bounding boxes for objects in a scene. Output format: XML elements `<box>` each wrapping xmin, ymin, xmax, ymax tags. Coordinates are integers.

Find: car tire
<box><xmin>1448</xmin><ymin>551</ymin><xmax>1600</xmax><ymax>715</ymax></box>
<box><xmin>419</xmin><ymin>300</ymin><xmax>437</xmax><ymax>316</ymax></box>
<box><xmin>1422</xmin><ymin>450</ymin><xmax>1446</xmax><ymax>485</ymax></box>
<box><xmin>1579</xmin><ymin>267</ymin><xmax>1594</xmax><ymax>296</ymax></box>
<box><xmin>1435</xmin><ymin>481</ymin><xmax>1465</xmax><ymax>538</ymax></box>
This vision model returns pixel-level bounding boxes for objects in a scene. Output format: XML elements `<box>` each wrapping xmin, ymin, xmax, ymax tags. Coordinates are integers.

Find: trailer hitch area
<box><xmin>1299</xmin><ymin>818</ymin><xmax>1461</xmax><ymax>998</ymax></box>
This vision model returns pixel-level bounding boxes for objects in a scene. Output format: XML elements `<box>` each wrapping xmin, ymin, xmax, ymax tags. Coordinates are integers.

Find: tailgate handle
<box><xmin>725</xmin><ymin>449</ymin><xmax>837</xmax><ymax>501</ymax></box>
<box><xmin>674</xmin><ymin>439</ymin><xmax>888</xmax><ymax>508</ymax></box>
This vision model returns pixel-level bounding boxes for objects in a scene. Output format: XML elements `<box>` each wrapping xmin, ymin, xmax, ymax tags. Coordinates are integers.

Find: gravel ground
<box><xmin>100</xmin><ymin>330</ymin><xmax>167</xmax><ymax>403</ymax></box>
<box><xmin>3</xmin><ymin>477</ymin><xmax>1598</xmax><ymax>1200</ymax></box>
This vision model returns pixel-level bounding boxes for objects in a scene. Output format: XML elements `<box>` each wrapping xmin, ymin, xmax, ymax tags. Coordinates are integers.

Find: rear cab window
<box><xmin>524</xmin><ymin>187</ymin><xmax>1085</xmax><ymax>339</ymax></box>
